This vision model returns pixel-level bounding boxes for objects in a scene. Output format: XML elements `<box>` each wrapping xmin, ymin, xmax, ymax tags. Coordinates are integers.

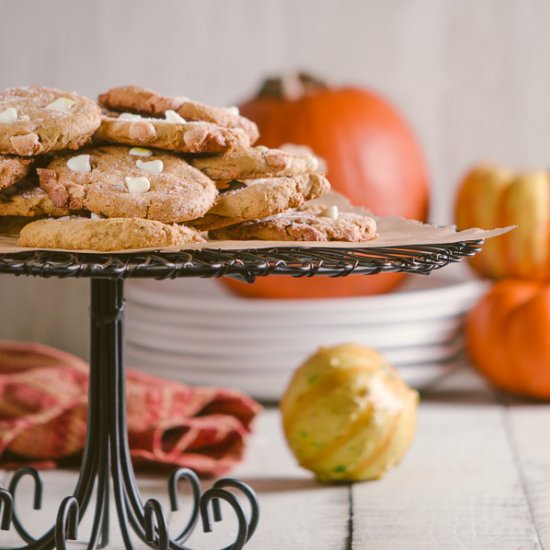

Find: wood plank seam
<box><xmin>499</xmin><ymin>393</ymin><xmax>545</xmax><ymax>550</ymax></box>
<box><xmin>345</xmin><ymin>484</ymin><xmax>353</xmax><ymax>550</ymax></box>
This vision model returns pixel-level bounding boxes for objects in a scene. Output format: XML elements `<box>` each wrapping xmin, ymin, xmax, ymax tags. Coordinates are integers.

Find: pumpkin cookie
<box><xmin>0</xmin><ymin>87</ymin><xmax>101</xmax><ymax>156</ymax></box>
<box><xmin>0</xmin><ymin>184</ymin><xmax>70</xmax><ymax>217</ymax></box>
<box><xmin>98</xmin><ymin>85</ymin><xmax>259</xmax><ymax>144</ymax></box>
<box><xmin>190</xmin><ymin>145</ymin><xmax>320</xmax><ymax>181</ymax></box>
<box><xmin>209</xmin><ymin>204</ymin><xmax>377</xmax><ymax>242</ymax></box>
<box><xmin>38</xmin><ymin>146</ymin><xmax>217</xmax><ymax>223</ymax></box>
<box><xmin>0</xmin><ymin>156</ymin><xmax>36</xmax><ymax>190</ymax></box>
<box><xmin>94</xmin><ymin>112</ymin><xmax>250</xmax><ymax>154</ymax></box>
<box><xmin>18</xmin><ymin>216</ymin><xmax>205</xmax><ymax>251</ymax></box>
<box><xmin>190</xmin><ymin>173</ymin><xmax>330</xmax><ymax>231</ymax></box>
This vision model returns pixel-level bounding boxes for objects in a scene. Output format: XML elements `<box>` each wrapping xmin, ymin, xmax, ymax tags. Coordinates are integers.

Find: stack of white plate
<box><xmin>125</xmin><ymin>264</ymin><xmax>488</xmax><ymax>401</ymax></box>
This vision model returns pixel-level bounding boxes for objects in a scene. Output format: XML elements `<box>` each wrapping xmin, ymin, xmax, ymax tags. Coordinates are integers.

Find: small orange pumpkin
<box><xmin>466</xmin><ymin>279</ymin><xmax>550</xmax><ymax>399</ymax></box>
<box><xmin>455</xmin><ymin>165</ymin><xmax>550</xmax><ymax>280</ymax></box>
<box><xmin>222</xmin><ymin>73</ymin><xmax>430</xmax><ymax>300</ymax></box>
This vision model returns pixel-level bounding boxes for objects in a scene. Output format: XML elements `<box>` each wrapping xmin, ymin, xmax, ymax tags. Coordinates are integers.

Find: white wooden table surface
<box><xmin>2</xmin><ymin>365</ymin><xmax>549</xmax><ymax>549</ymax></box>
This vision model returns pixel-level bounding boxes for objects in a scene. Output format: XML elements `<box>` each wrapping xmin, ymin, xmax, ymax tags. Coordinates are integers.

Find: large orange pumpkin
<box><xmin>223</xmin><ymin>73</ymin><xmax>430</xmax><ymax>299</ymax></box>
<box><xmin>455</xmin><ymin>165</ymin><xmax>550</xmax><ymax>280</ymax></box>
<box><xmin>466</xmin><ymin>279</ymin><xmax>550</xmax><ymax>399</ymax></box>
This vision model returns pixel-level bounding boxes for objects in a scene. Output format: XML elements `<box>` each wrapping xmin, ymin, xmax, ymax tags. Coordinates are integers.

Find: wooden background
<box><xmin>1</xmin><ymin>0</ymin><xmax>550</xmax><ymax>356</ymax></box>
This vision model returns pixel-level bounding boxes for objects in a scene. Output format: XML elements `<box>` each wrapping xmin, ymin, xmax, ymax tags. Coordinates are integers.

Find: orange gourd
<box><xmin>455</xmin><ymin>165</ymin><xmax>550</xmax><ymax>280</ymax></box>
<box><xmin>466</xmin><ymin>279</ymin><xmax>550</xmax><ymax>399</ymax></box>
<box><xmin>223</xmin><ymin>73</ymin><xmax>430</xmax><ymax>299</ymax></box>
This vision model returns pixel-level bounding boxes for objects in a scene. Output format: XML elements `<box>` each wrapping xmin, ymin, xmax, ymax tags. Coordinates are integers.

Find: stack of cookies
<box><xmin>0</xmin><ymin>85</ymin><xmax>376</xmax><ymax>251</ymax></box>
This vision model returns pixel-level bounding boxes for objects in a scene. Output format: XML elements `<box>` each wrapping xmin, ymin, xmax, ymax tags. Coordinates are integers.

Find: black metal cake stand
<box><xmin>0</xmin><ymin>241</ymin><xmax>482</xmax><ymax>550</ymax></box>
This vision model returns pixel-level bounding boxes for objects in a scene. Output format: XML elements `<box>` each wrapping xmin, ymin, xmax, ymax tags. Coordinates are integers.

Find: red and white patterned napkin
<box><xmin>0</xmin><ymin>341</ymin><xmax>261</xmax><ymax>477</ymax></box>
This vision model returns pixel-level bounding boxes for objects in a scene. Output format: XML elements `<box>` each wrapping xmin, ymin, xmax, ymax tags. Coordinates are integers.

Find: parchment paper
<box><xmin>0</xmin><ymin>193</ymin><xmax>513</xmax><ymax>255</ymax></box>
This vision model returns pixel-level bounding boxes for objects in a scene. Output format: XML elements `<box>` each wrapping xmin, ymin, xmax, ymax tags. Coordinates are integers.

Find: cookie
<box><xmin>38</xmin><ymin>146</ymin><xmax>217</xmax><ymax>223</ymax></box>
<box><xmin>94</xmin><ymin>113</ymin><xmax>250</xmax><ymax>154</ymax></box>
<box><xmin>190</xmin><ymin>173</ymin><xmax>330</xmax><ymax>230</ymax></box>
<box><xmin>209</xmin><ymin>205</ymin><xmax>377</xmax><ymax>242</ymax></box>
<box><xmin>0</xmin><ymin>184</ymin><xmax>70</xmax><ymax>217</ymax></box>
<box><xmin>0</xmin><ymin>86</ymin><xmax>101</xmax><ymax>156</ymax></box>
<box><xmin>18</xmin><ymin>216</ymin><xmax>205</xmax><ymax>251</ymax></box>
<box><xmin>0</xmin><ymin>156</ymin><xmax>36</xmax><ymax>190</ymax></box>
<box><xmin>190</xmin><ymin>145</ymin><xmax>320</xmax><ymax>181</ymax></box>
<box><xmin>98</xmin><ymin>85</ymin><xmax>259</xmax><ymax>144</ymax></box>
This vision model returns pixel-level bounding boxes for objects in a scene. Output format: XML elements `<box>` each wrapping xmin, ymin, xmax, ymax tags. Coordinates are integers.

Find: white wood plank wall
<box><xmin>1</xmin><ymin>0</ymin><xmax>550</xmax><ymax>356</ymax></box>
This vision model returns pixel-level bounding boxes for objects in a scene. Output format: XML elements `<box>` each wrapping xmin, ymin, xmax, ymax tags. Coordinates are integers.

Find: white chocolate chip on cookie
<box><xmin>0</xmin><ymin>108</ymin><xmax>18</xmax><ymax>123</ymax></box>
<box><xmin>226</xmin><ymin>106</ymin><xmax>240</xmax><ymax>115</ymax></box>
<box><xmin>129</xmin><ymin>147</ymin><xmax>153</xmax><ymax>157</ymax></box>
<box><xmin>67</xmin><ymin>154</ymin><xmax>92</xmax><ymax>173</ymax></box>
<box><xmin>318</xmin><ymin>205</ymin><xmax>339</xmax><ymax>220</ymax></box>
<box><xmin>136</xmin><ymin>158</ymin><xmax>163</xmax><ymax>174</ymax></box>
<box><xmin>118</xmin><ymin>112</ymin><xmax>142</xmax><ymax>120</ymax></box>
<box><xmin>164</xmin><ymin>110</ymin><xmax>186</xmax><ymax>123</ymax></box>
<box><xmin>125</xmin><ymin>176</ymin><xmax>150</xmax><ymax>194</ymax></box>
<box><xmin>45</xmin><ymin>97</ymin><xmax>76</xmax><ymax>111</ymax></box>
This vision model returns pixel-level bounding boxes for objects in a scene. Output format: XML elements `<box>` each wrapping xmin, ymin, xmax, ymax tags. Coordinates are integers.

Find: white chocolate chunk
<box><xmin>280</xmin><ymin>142</ymin><xmax>324</xmax><ymax>172</ymax></box>
<box><xmin>136</xmin><ymin>159</ymin><xmax>163</xmax><ymax>174</ymax></box>
<box><xmin>318</xmin><ymin>205</ymin><xmax>339</xmax><ymax>220</ymax></box>
<box><xmin>19</xmin><ymin>114</ymin><xmax>31</xmax><ymax>122</ymax></box>
<box><xmin>312</xmin><ymin>156</ymin><xmax>320</xmax><ymax>171</ymax></box>
<box><xmin>125</xmin><ymin>176</ymin><xmax>150</xmax><ymax>194</ymax></box>
<box><xmin>67</xmin><ymin>154</ymin><xmax>92</xmax><ymax>173</ymax></box>
<box><xmin>129</xmin><ymin>147</ymin><xmax>153</xmax><ymax>157</ymax></box>
<box><xmin>90</xmin><ymin>212</ymin><xmax>104</xmax><ymax>220</ymax></box>
<box><xmin>242</xmin><ymin>178</ymin><xmax>269</xmax><ymax>186</ymax></box>
<box><xmin>164</xmin><ymin>110</ymin><xmax>186</xmax><ymax>123</ymax></box>
<box><xmin>226</xmin><ymin>106</ymin><xmax>240</xmax><ymax>115</ymax></box>
<box><xmin>45</xmin><ymin>97</ymin><xmax>75</xmax><ymax>111</ymax></box>
<box><xmin>0</xmin><ymin>108</ymin><xmax>18</xmax><ymax>123</ymax></box>
<box><xmin>118</xmin><ymin>112</ymin><xmax>142</xmax><ymax>120</ymax></box>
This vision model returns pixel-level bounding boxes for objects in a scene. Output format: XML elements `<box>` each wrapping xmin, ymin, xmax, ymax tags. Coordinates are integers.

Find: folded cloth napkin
<box><xmin>0</xmin><ymin>341</ymin><xmax>261</xmax><ymax>477</ymax></box>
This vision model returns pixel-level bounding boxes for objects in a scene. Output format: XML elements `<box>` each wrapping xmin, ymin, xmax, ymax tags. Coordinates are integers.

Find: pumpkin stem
<box><xmin>257</xmin><ymin>72</ymin><xmax>328</xmax><ymax>100</ymax></box>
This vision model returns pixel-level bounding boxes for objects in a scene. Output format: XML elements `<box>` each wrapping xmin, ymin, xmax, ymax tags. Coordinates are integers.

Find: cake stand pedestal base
<box><xmin>0</xmin><ymin>278</ymin><xmax>258</xmax><ymax>550</ymax></box>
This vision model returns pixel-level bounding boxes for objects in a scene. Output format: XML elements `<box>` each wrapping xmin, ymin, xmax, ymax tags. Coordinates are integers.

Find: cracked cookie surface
<box><xmin>0</xmin><ymin>183</ymin><xmax>70</xmax><ymax>217</ymax></box>
<box><xmin>190</xmin><ymin>172</ymin><xmax>330</xmax><ymax>230</ymax></box>
<box><xmin>0</xmin><ymin>87</ymin><xmax>101</xmax><ymax>156</ymax></box>
<box><xmin>18</xmin><ymin>216</ymin><xmax>205</xmax><ymax>251</ymax></box>
<box><xmin>98</xmin><ymin>85</ymin><xmax>259</xmax><ymax>144</ymax></box>
<box><xmin>209</xmin><ymin>204</ymin><xmax>377</xmax><ymax>242</ymax></box>
<box><xmin>190</xmin><ymin>145</ymin><xmax>320</xmax><ymax>181</ymax></box>
<box><xmin>94</xmin><ymin>114</ymin><xmax>250</xmax><ymax>154</ymax></box>
<box><xmin>38</xmin><ymin>145</ymin><xmax>217</xmax><ymax>223</ymax></box>
<box><xmin>0</xmin><ymin>156</ymin><xmax>36</xmax><ymax>190</ymax></box>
